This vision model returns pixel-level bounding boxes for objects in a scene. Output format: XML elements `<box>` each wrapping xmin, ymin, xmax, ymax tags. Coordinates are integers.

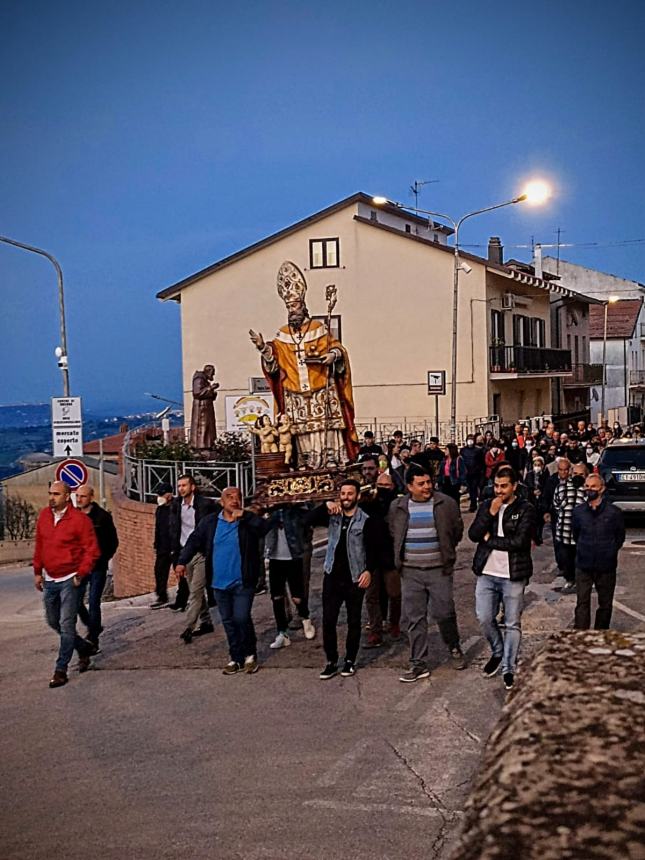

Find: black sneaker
<box><xmin>483</xmin><ymin>654</ymin><xmax>503</xmax><ymax>677</ymax></box>
<box><xmin>319</xmin><ymin>662</ymin><xmax>338</xmax><ymax>680</ymax></box>
<box><xmin>192</xmin><ymin>622</ymin><xmax>215</xmax><ymax>637</ymax></box>
<box><xmin>560</xmin><ymin>581</ymin><xmax>576</xmax><ymax>595</ymax></box>
<box><xmin>168</xmin><ymin>603</ymin><xmax>186</xmax><ymax>612</ymax></box>
<box><xmin>450</xmin><ymin>647</ymin><xmax>467</xmax><ymax>670</ymax></box>
<box><xmin>399</xmin><ymin>667</ymin><xmax>430</xmax><ymax>683</ymax></box>
<box><xmin>78</xmin><ymin>654</ymin><xmax>92</xmax><ymax>673</ymax></box>
<box><xmin>340</xmin><ymin>660</ymin><xmax>356</xmax><ymax>677</ymax></box>
<box><xmin>179</xmin><ymin>628</ymin><xmax>193</xmax><ymax>644</ymax></box>
<box><xmin>84</xmin><ymin>638</ymin><xmax>100</xmax><ymax>656</ymax></box>
<box><xmin>503</xmin><ymin>672</ymin><xmax>514</xmax><ymax>690</ymax></box>
<box><xmin>150</xmin><ymin>600</ymin><xmax>168</xmax><ymax>610</ymax></box>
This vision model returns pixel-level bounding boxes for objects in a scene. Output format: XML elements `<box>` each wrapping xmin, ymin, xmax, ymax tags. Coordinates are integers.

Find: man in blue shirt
<box><xmin>176</xmin><ymin>487</ymin><xmax>273</xmax><ymax>675</ymax></box>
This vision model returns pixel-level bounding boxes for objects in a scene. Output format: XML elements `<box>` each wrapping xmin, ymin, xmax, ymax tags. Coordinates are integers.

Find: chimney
<box><xmin>488</xmin><ymin>236</ymin><xmax>503</xmax><ymax>265</ymax></box>
<box><xmin>533</xmin><ymin>244</ymin><xmax>543</xmax><ymax>279</ymax></box>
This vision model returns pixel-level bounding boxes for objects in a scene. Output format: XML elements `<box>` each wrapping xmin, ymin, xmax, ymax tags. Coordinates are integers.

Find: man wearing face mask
<box><xmin>150</xmin><ymin>482</ymin><xmax>174</xmax><ymax>609</ymax></box>
<box><xmin>552</xmin><ymin>462</ymin><xmax>588</xmax><ymax>594</ymax></box>
<box><xmin>461</xmin><ymin>435</ymin><xmax>486</xmax><ymax>513</ymax></box>
<box><xmin>572</xmin><ymin>474</ymin><xmax>625</xmax><ymax>629</ymax></box>
<box><xmin>360</xmin><ymin>471</ymin><xmax>401</xmax><ymax>645</ymax></box>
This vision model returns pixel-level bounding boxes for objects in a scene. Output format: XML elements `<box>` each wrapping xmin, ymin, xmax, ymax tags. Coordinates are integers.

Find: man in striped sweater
<box><xmin>553</xmin><ymin>462</ymin><xmax>588</xmax><ymax>594</ymax></box>
<box><xmin>387</xmin><ymin>466</ymin><xmax>466</xmax><ymax>682</ymax></box>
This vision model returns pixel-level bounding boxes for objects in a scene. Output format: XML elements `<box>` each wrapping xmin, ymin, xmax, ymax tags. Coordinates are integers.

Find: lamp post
<box><xmin>600</xmin><ymin>296</ymin><xmax>620</xmax><ymax>427</ymax></box>
<box><xmin>373</xmin><ymin>182</ymin><xmax>549</xmax><ymax>442</ymax></box>
<box><xmin>0</xmin><ymin>235</ymin><xmax>70</xmax><ymax>396</ymax></box>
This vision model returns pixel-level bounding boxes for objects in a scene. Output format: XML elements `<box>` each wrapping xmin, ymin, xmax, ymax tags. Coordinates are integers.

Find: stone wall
<box><xmin>111</xmin><ymin>488</ymin><xmax>176</xmax><ymax>598</ymax></box>
<box><xmin>449</xmin><ymin>630</ymin><xmax>645</xmax><ymax>860</ymax></box>
<box><xmin>0</xmin><ymin>540</ymin><xmax>35</xmax><ymax>566</ymax></box>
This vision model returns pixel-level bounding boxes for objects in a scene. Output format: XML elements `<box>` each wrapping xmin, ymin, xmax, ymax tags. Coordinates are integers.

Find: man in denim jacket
<box><xmin>307</xmin><ymin>479</ymin><xmax>377</xmax><ymax>679</ymax></box>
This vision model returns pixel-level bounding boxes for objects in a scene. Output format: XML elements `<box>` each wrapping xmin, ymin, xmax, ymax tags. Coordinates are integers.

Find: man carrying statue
<box><xmin>249</xmin><ymin>261</ymin><xmax>359</xmax><ymax>468</ymax></box>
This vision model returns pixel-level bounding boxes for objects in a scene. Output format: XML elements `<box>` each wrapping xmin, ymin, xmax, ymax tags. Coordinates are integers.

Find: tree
<box><xmin>2</xmin><ymin>494</ymin><xmax>37</xmax><ymax>540</ymax></box>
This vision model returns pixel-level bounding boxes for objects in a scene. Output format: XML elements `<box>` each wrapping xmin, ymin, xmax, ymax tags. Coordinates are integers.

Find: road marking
<box><xmin>316</xmin><ymin>738</ymin><xmax>371</xmax><ymax>787</ymax></box>
<box><xmin>613</xmin><ymin>599</ymin><xmax>645</xmax><ymax>624</ymax></box>
<box><xmin>302</xmin><ymin>798</ymin><xmax>461</xmax><ymax>818</ymax></box>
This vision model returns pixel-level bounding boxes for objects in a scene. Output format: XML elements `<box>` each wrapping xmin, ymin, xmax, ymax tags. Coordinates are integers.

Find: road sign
<box><xmin>55</xmin><ymin>458</ymin><xmax>89</xmax><ymax>489</ymax></box>
<box><xmin>427</xmin><ymin>370</ymin><xmax>446</xmax><ymax>396</ymax></box>
<box><xmin>52</xmin><ymin>396</ymin><xmax>83</xmax><ymax>457</ymax></box>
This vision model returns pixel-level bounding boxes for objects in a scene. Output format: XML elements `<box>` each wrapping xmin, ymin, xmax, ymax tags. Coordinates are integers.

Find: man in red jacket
<box><xmin>33</xmin><ymin>481</ymin><xmax>100</xmax><ymax>688</ymax></box>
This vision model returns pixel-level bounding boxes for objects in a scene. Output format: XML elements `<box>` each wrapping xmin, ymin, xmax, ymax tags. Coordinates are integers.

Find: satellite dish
<box><xmin>155</xmin><ymin>406</ymin><xmax>172</xmax><ymax>420</ymax></box>
<box><xmin>591</xmin><ymin>388</ymin><xmax>599</xmax><ymax>402</ymax></box>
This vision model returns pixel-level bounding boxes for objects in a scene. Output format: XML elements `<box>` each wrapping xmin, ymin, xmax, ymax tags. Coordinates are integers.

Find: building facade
<box><xmin>158</xmin><ymin>193</ymin><xmax>578</xmax><ymax>440</ymax></box>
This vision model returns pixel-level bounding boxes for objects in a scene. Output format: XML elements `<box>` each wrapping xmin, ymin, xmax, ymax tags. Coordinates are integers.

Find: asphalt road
<box><xmin>1</xmin><ymin>514</ymin><xmax>643</xmax><ymax>860</ymax></box>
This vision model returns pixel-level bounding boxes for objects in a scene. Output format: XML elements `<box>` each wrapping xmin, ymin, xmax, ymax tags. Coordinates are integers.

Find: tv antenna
<box><xmin>409</xmin><ymin>179</ymin><xmax>439</xmax><ymax>212</ymax></box>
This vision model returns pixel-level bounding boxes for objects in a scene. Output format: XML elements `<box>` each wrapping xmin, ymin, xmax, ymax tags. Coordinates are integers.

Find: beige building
<box><xmin>157</xmin><ymin>192</ymin><xmax>580</xmax><ymax>439</ymax></box>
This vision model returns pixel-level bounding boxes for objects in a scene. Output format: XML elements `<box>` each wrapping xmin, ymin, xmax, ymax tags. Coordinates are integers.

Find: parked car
<box><xmin>597</xmin><ymin>439</ymin><xmax>645</xmax><ymax>512</ymax></box>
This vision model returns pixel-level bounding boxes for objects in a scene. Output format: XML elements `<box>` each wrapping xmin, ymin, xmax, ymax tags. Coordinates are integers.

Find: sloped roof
<box><xmin>589</xmin><ymin>298</ymin><xmax>643</xmax><ymax>338</ymax></box>
<box><xmin>156</xmin><ymin>192</ymin><xmax>454</xmax><ymax>301</ymax></box>
<box><xmin>83</xmin><ymin>431</ymin><xmax>128</xmax><ymax>456</ymax></box>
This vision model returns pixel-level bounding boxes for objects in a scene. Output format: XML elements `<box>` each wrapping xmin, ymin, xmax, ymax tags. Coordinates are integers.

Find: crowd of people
<box><xmin>32</xmin><ymin>415</ymin><xmax>631</xmax><ymax>690</ymax></box>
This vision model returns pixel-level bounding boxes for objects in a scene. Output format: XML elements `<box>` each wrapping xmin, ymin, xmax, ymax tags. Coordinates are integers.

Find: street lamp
<box><xmin>0</xmin><ymin>235</ymin><xmax>70</xmax><ymax>396</ymax></box>
<box><xmin>373</xmin><ymin>183</ymin><xmax>550</xmax><ymax>442</ymax></box>
<box><xmin>600</xmin><ymin>295</ymin><xmax>620</xmax><ymax>426</ymax></box>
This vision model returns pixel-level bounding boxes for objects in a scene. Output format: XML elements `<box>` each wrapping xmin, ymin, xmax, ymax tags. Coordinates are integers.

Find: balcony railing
<box><xmin>489</xmin><ymin>345</ymin><xmax>571</xmax><ymax>374</ymax></box>
<box><xmin>630</xmin><ymin>370</ymin><xmax>645</xmax><ymax>386</ymax></box>
<box><xmin>561</xmin><ymin>363</ymin><xmax>603</xmax><ymax>386</ymax></box>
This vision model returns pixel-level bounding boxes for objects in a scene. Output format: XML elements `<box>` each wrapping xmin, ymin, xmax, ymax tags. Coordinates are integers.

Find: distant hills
<box><xmin>0</xmin><ymin>403</ymin><xmax>183</xmax><ymax>480</ymax></box>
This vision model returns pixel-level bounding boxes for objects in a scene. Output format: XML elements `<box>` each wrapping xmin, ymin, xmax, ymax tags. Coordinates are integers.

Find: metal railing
<box><xmin>630</xmin><ymin>370</ymin><xmax>645</xmax><ymax>386</ymax></box>
<box><xmin>354</xmin><ymin>416</ymin><xmax>501</xmax><ymax>446</ymax></box>
<box><xmin>489</xmin><ymin>345</ymin><xmax>571</xmax><ymax>374</ymax></box>
<box><xmin>562</xmin><ymin>363</ymin><xmax>603</xmax><ymax>386</ymax></box>
<box><xmin>123</xmin><ymin>454</ymin><xmax>254</xmax><ymax>503</ymax></box>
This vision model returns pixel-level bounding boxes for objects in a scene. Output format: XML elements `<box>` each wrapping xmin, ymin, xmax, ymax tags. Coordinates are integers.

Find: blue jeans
<box><xmin>43</xmin><ymin>578</ymin><xmax>89</xmax><ymax>673</ymax></box>
<box><xmin>214</xmin><ymin>584</ymin><xmax>256</xmax><ymax>665</ymax></box>
<box><xmin>77</xmin><ymin>568</ymin><xmax>108</xmax><ymax>643</ymax></box>
<box><xmin>475</xmin><ymin>575</ymin><xmax>526</xmax><ymax>674</ymax></box>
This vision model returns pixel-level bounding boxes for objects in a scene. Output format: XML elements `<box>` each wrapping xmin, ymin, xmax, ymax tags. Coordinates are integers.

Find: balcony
<box><xmin>489</xmin><ymin>345</ymin><xmax>572</xmax><ymax>378</ymax></box>
<box><xmin>630</xmin><ymin>370</ymin><xmax>645</xmax><ymax>387</ymax></box>
<box><xmin>561</xmin><ymin>363</ymin><xmax>603</xmax><ymax>387</ymax></box>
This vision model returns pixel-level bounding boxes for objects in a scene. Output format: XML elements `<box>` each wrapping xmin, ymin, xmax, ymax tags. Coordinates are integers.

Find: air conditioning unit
<box><xmin>501</xmin><ymin>293</ymin><xmax>516</xmax><ymax>310</ymax></box>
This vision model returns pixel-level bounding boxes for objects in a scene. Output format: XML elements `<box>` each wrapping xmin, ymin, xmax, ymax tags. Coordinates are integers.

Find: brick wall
<box><xmin>112</xmin><ymin>488</ymin><xmax>177</xmax><ymax>598</ymax></box>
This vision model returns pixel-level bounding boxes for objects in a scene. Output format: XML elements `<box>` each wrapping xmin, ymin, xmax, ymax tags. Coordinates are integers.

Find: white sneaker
<box><xmin>269</xmin><ymin>633</ymin><xmax>291</xmax><ymax>649</ymax></box>
<box><xmin>302</xmin><ymin>619</ymin><xmax>316</xmax><ymax>640</ymax></box>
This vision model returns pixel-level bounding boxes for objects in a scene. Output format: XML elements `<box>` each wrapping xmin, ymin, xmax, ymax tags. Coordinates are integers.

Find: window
<box><xmin>513</xmin><ymin>314</ymin><xmax>532</xmax><ymax>346</ymax></box>
<box><xmin>309</xmin><ymin>238</ymin><xmax>339</xmax><ymax>269</ymax></box>
<box><xmin>491</xmin><ymin>309</ymin><xmax>505</xmax><ymax>343</ymax></box>
<box><xmin>405</xmin><ymin>224</ymin><xmax>411</xmax><ymax>233</ymax></box>
<box><xmin>530</xmin><ymin>318</ymin><xmax>545</xmax><ymax>348</ymax></box>
<box><xmin>312</xmin><ymin>314</ymin><xmax>342</xmax><ymax>342</ymax></box>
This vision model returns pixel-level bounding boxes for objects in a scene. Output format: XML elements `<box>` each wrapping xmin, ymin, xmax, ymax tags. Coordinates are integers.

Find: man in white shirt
<box><xmin>468</xmin><ymin>466</ymin><xmax>536</xmax><ymax>691</ymax></box>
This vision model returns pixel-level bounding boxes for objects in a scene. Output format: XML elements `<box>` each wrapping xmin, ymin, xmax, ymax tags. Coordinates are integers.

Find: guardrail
<box><xmin>123</xmin><ymin>454</ymin><xmax>254</xmax><ymax>503</ymax></box>
<box><xmin>489</xmin><ymin>345</ymin><xmax>571</xmax><ymax>374</ymax></box>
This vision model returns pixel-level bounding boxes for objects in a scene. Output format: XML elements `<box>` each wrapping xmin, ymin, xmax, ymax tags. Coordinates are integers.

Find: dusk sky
<box><xmin>2</xmin><ymin>1</ymin><xmax>643</xmax><ymax>411</ymax></box>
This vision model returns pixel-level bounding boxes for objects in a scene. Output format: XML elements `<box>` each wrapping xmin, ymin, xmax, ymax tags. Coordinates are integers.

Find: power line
<box><xmin>461</xmin><ymin>238</ymin><xmax>645</xmax><ymax>249</ymax></box>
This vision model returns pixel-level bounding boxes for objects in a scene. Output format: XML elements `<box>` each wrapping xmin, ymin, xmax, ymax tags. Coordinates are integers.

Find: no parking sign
<box><xmin>55</xmin><ymin>458</ymin><xmax>89</xmax><ymax>490</ymax></box>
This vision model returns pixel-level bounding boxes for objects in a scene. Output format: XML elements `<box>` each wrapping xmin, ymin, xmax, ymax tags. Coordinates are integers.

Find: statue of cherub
<box><xmin>250</xmin><ymin>415</ymin><xmax>278</xmax><ymax>454</ymax></box>
<box><xmin>276</xmin><ymin>413</ymin><xmax>293</xmax><ymax>466</ymax></box>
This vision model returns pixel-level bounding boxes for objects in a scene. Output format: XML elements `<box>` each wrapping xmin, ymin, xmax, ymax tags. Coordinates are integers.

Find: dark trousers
<box><xmin>154</xmin><ymin>552</ymin><xmax>172</xmax><ymax>602</ymax></box>
<box><xmin>322</xmin><ymin>575</ymin><xmax>365</xmax><ymax>665</ymax></box>
<box><xmin>77</xmin><ymin>568</ymin><xmax>108</xmax><ymax>644</ymax></box>
<box><xmin>214</xmin><ymin>584</ymin><xmax>256</xmax><ymax>664</ymax></box>
<box><xmin>465</xmin><ymin>475</ymin><xmax>481</xmax><ymax>511</ymax></box>
<box><xmin>554</xmin><ymin>541</ymin><xmax>577</xmax><ymax>583</ymax></box>
<box><xmin>574</xmin><ymin>568</ymin><xmax>616</xmax><ymax>630</ymax></box>
<box><xmin>366</xmin><ymin>568</ymin><xmax>401</xmax><ymax>634</ymax></box>
<box><xmin>269</xmin><ymin>559</ymin><xmax>309</xmax><ymax>632</ymax></box>
<box><xmin>442</xmin><ymin>482</ymin><xmax>461</xmax><ymax>505</ymax></box>
<box><xmin>174</xmin><ymin>574</ymin><xmax>190</xmax><ymax>608</ymax></box>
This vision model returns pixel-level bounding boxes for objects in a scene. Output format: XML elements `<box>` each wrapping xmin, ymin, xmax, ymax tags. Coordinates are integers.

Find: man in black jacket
<box><xmin>468</xmin><ymin>465</ymin><xmax>536</xmax><ymax>691</ymax></box>
<box><xmin>572</xmin><ymin>474</ymin><xmax>625</xmax><ymax>629</ymax></box>
<box><xmin>75</xmin><ymin>485</ymin><xmax>119</xmax><ymax>650</ymax></box>
<box><xmin>176</xmin><ymin>487</ymin><xmax>274</xmax><ymax>674</ymax></box>
<box><xmin>168</xmin><ymin>475</ymin><xmax>216</xmax><ymax>632</ymax></box>
<box><xmin>150</xmin><ymin>482</ymin><xmax>174</xmax><ymax>609</ymax></box>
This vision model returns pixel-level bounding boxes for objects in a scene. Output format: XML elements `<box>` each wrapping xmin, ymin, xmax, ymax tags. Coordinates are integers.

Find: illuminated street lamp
<box><xmin>601</xmin><ymin>295</ymin><xmax>620</xmax><ymax>426</ymax></box>
<box><xmin>0</xmin><ymin>234</ymin><xmax>70</xmax><ymax>396</ymax></box>
<box><xmin>373</xmin><ymin>183</ymin><xmax>550</xmax><ymax>442</ymax></box>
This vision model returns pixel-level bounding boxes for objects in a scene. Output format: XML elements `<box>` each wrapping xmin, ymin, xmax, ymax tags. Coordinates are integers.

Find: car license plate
<box><xmin>617</xmin><ymin>472</ymin><xmax>645</xmax><ymax>482</ymax></box>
